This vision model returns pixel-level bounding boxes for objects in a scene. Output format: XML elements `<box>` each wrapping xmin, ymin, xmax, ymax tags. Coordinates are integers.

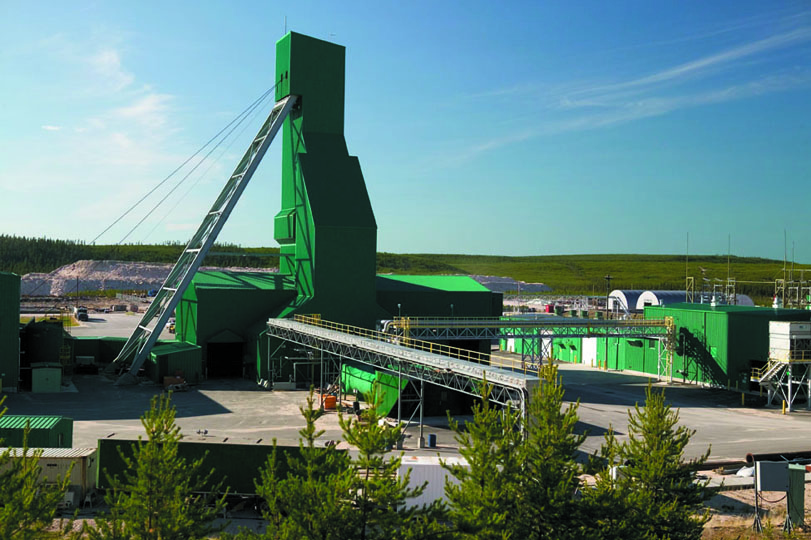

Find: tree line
<box><xmin>0</xmin><ymin>235</ymin><xmax>279</xmax><ymax>276</ymax></box>
<box><xmin>0</xmin><ymin>366</ymin><xmax>714</xmax><ymax>539</ymax></box>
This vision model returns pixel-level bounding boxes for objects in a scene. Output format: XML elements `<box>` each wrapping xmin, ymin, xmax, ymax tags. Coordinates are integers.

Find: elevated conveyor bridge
<box><xmin>266</xmin><ymin>315</ymin><xmax>540</xmax><ymax>430</ymax></box>
<box><xmin>382</xmin><ymin>316</ymin><xmax>675</xmax><ymax>377</ymax></box>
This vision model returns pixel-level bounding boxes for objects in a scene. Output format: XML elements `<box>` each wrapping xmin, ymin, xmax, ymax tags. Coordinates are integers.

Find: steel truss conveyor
<box><xmin>382</xmin><ymin>316</ymin><xmax>675</xmax><ymax>375</ymax></box>
<box><xmin>266</xmin><ymin>316</ymin><xmax>539</xmax><ymax>417</ymax></box>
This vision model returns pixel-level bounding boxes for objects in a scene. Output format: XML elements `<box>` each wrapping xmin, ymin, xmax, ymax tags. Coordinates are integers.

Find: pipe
<box><xmin>745</xmin><ymin>450</ymin><xmax>811</xmax><ymax>466</ymax></box>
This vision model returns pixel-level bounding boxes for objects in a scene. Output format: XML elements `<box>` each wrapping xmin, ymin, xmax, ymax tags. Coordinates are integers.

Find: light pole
<box><xmin>397</xmin><ymin>303</ymin><xmax>401</xmax><ymax>318</ymax></box>
<box><xmin>604</xmin><ymin>274</ymin><xmax>612</xmax><ymax>320</ymax></box>
<box><xmin>450</xmin><ymin>303</ymin><xmax>454</xmax><ymax>318</ymax></box>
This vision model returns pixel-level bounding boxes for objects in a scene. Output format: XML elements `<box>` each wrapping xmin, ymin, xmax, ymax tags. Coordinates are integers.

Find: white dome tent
<box><xmin>607</xmin><ymin>290</ymin><xmax>644</xmax><ymax>315</ymax></box>
<box><xmin>636</xmin><ymin>290</ymin><xmax>755</xmax><ymax>309</ymax></box>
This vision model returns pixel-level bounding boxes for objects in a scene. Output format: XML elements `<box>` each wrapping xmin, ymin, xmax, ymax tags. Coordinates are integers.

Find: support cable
<box><xmin>118</xmin><ymin>88</ymin><xmax>276</xmax><ymax>244</ymax></box>
<box><xmin>141</xmin><ymin>89</ymin><xmax>274</xmax><ymax>243</ymax></box>
<box><xmin>91</xmin><ymin>84</ymin><xmax>277</xmax><ymax>245</ymax></box>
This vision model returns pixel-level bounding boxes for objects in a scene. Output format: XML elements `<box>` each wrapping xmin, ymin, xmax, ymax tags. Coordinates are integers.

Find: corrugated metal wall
<box><xmin>645</xmin><ymin>304</ymin><xmax>811</xmax><ymax>386</ymax></box>
<box><xmin>0</xmin><ymin>272</ymin><xmax>21</xmax><ymax>391</ymax></box>
<box><xmin>146</xmin><ymin>342</ymin><xmax>203</xmax><ymax>384</ymax></box>
<box><xmin>0</xmin><ymin>415</ymin><xmax>73</xmax><ymax>448</ymax></box>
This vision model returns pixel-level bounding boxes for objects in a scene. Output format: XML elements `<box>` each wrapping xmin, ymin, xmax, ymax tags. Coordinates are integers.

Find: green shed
<box><xmin>146</xmin><ymin>341</ymin><xmax>203</xmax><ymax>384</ymax></box>
<box><xmin>0</xmin><ymin>415</ymin><xmax>73</xmax><ymax>448</ymax></box>
<box><xmin>644</xmin><ymin>303</ymin><xmax>811</xmax><ymax>386</ymax></box>
<box><xmin>0</xmin><ymin>272</ymin><xmax>21</xmax><ymax>392</ymax></box>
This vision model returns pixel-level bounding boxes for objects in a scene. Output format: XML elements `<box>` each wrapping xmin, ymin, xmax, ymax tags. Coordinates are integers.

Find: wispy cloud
<box><xmin>113</xmin><ymin>93</ymin><xmax>174</xmax><ymax>129</ymax></box>
<box><xmin>571</xmin><ymin>27</ymin><xmax>811</xmax><ymax>98</ymax></box>
<box><xmin>41</xmin><ymin>125</ymin><xmax>62</xmax><ymax>131</ymax></box>
<box><xmin>448</xmin><ymin>23</ymin><xmax>811</xmax><ymax>164</ymax></box>
<box><xmin>88</xmin><ymin>49</ymin><xmax>134</xmax><ymax>92</ymax></box>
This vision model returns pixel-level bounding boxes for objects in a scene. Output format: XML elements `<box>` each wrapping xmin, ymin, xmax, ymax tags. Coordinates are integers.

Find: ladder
<box><xmin>109</xmin><ymin>94</ymin><xmax>298</xmax><ymax>384</ymax></box>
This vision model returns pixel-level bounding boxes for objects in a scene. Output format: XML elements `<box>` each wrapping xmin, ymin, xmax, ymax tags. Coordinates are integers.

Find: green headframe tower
<box><xmin>273</xmin><ymin>32</ymin><xmax>383</xmax><ymax>327</ymax></box>
<box><xmin>169</xmin><ymin>32</ymin><xmax>501</xmax><ymax>386</ymax></box>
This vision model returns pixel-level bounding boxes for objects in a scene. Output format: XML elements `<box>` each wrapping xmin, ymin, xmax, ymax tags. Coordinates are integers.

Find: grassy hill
<box><xmin>422</xmin><ymin>253</ymin><xmax>797</xmax><ymax>300</ymax></box>
<box><xmin>2</xmin><ymin>235</ymin><xmax>805</xmax><ymax>303</ymax></box>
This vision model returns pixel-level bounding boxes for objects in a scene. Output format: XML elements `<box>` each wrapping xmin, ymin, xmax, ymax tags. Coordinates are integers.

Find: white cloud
<box><xmin>88</xmin><ymin>48</ymin><xmax>135</xmax><ymax>93</ymax></box>
<box><xmin>41</xmin><ymin>125</ymin><xmax>62</xmax><ymax>131</ymax></box>
<box><xmin>113</xmin><ymin>93</ymin><xmax>174</xmax><ymax>129</ymax></box>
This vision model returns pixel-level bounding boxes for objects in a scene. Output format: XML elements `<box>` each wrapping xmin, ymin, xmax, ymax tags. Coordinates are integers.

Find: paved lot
<box><xmin>67</xmin><ymin>312</ymin><xmax>174</xmax><ymax>339</ymax></box>
<box><xmin>557</xmin><ymin>363</ymin><xmax>811</xmax><ymax>462</ymax></box>
<box><xmin>8</xmin><ymin>314</ymin><xmax>811</xmax><ymax>462</ymax></box>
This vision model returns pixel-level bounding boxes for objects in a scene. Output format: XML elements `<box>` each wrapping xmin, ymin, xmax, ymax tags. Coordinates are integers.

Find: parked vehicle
<box><xmin>73</xmin><ymin>306</ymin><xmax>89</xmax><ymax>322</ymax></box>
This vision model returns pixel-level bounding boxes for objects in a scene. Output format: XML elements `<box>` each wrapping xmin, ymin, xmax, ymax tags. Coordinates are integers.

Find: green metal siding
<box><xmin>644</xmin><ymin>304</ymin><xmax>811</xmax><ymax>385</ymax></box>
<box><xmin>0</xmin><ymin>272</ymin><xmax>20</xmax><ymax>391</ymax></box>
<box><xmin>274</xmin><ymin>32</ymin><xmax>384</xmax><ymax>329</ymax></box>
<box><xmin>0</xmin><ymin>415</ymin><xmax>72</xmax><ymax>448</ymax></box>
<box><xmin>147</xmin><ymin>342</ymin><xmax>203</xmax><ymax>384</ymax></box>
<box><xmin>553</xmin><ymin>337</ymin><xmax>582</xmax><ymax>364</ymax></box>
<box><xmin>177</xmin><ymin>271</ymin><xmax>295</xmax><ymax>379</ymax></box>
<box><xmin>98</xmin><ymin>437</ymin><xmax>323</xmax><ymax>495</ymax></box>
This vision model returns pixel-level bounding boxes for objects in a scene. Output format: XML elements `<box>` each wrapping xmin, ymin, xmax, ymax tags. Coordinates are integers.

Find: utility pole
<box><xmin>604</xmin><ymin>274</ymin><xmax>612</xmax><ymax>320</ymax></box>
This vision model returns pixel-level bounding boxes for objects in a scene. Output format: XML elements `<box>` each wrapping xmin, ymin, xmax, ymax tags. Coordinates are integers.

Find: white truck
<box><xmin>73</xmin><ymin>306</ymin><xmax>89</xmax><ymax>322</ymax></box>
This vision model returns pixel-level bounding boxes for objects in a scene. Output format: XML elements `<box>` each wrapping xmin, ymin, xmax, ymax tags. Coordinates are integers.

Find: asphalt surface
<box><xmin>8</xmin><ymin>314</ymin><xmax>811</xmax><ymax>462</ymax></box>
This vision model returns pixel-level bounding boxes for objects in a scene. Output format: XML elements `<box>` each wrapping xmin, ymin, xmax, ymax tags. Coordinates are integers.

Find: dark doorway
<box><xmin>207</xmin><ymin>342</ymin><xmax>244</xmax><ymax>378</ymax></box>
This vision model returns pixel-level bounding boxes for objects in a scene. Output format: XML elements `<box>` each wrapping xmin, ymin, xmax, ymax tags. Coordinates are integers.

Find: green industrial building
<box><xmin>169</xmin><ymin>33</ymin><xmax>502</xmax><ymax>393</ymax></box>
<box><xmin>644</xmin><ymin>303</ymin><xmax>811</xmax><ymax>386</ymax></box>
<box><xmin>0</xmin><ymin>272</ymin><xmax>21</xmax><ymax>392</ymax></box>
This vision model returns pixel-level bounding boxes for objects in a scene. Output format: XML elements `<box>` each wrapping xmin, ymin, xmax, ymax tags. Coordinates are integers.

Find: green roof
<box><xmin>151</xmin><ymin>341</ymin><xmax>201</xmax><ymax>355</ymax></box>
<box><xmin>648</xmin><ymin>303</ymin><xmax>811</xmax><ymax>317</ymax></box>
<box><xmin>376</xmin><ymin>275</ymin><xmax>490</xmax><ymax>293</ymax></box>
<box><xmin>192</xmin><ymin>271</ymin><xmax>290</xmax><ymax>290</ymax></box>
<box><xmin>0</xmin><ymin>416</ymin><xmax>66</xmax><ymax>430</ymax></box>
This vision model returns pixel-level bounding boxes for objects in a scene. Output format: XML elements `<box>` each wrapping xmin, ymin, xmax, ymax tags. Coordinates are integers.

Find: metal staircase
<box><xmin>108</xmin><ymin>95</ymin><xmax>298</xmax><ymax>384</ymax></box>
<box><xmin>752</xmin><ymin>359</ymin><xmax>785</xmax><ymax>386</ymax></box>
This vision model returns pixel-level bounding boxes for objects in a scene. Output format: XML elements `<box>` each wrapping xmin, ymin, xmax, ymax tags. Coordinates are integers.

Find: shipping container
<box><xmin>0</xmin><ymin>447</ymin><xmax>97</xmax><ymax>505</ymax></box>
<box><xmin>0</xmin><ymin>415</ymin><xmax>73</xmax><ymax>448</ymax></box>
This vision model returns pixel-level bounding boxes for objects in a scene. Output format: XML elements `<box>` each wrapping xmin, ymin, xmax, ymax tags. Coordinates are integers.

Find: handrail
<box><xmin>391</xmin><ymin>317</ymin><xmax>669</xmax><ymax>329</ymax></box>
<box><xmin>751</xmin><ymin>351</ymin><xmax>811</xmax><ymax>380</ymax></box>
<box><xmin>293</xmin><ymin>315</ymin><xmax>491</xmax><ymax>365</ymax></box>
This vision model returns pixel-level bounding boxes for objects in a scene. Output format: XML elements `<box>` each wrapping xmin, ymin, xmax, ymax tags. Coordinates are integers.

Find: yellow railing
<box><xmin>293</xmin><ymin>315</ymin><xmax>491</xmax><ymax>365</ymax></box>
<box><xmin>751</xmin><ymin>361</ymin><xmax>774</xmax><ymax>380</ymax></box>
<box><xmin>393</xmin><ymin>317</ymin><xmax>670</xmax><ymax>329</ymax></box>
<box><xmin>751</xmin><ymin>351</ymin><xmax>811</xmax><ymax>380</ymax></box>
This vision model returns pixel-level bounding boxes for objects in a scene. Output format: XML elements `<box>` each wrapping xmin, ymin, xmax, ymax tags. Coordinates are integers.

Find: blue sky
<box><xmin>1</xmin><ymin>1</ymin><xmax>809</xmax><ymax>260</ymax></box>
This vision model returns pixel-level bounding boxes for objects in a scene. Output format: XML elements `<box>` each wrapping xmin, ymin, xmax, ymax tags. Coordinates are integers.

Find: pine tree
<box><xmin>80</xmin><ymin>393</ymin><xmax>226</xmax><ymax>540</ymax></box>
<box><xmin>0</xmin><ymin>397</ymin><xmax>73</xmax><ymax>539</ymax></box>
<box><xmin>339</xmin><ymin>383</ymin><xmax>448</xmax><ymax>540</ymax></box>
<box><xmin>515</xmin><ymin>365</ymin><xmax>587</xmax><ymax>540</ymax></box>
<box><xmin>234</xmin><ymin>390</ymin><xmax>356</xmax><ymax>540</ymax></box>
<box><xmin>443</xmin><ymin>380</ymin><xmax>523</xmax><ymax>540</ymax></box>
<box><xmin>586</xmin><ymin>384</ymin><xmax>711</xmax><ymax>540</ymax></box>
